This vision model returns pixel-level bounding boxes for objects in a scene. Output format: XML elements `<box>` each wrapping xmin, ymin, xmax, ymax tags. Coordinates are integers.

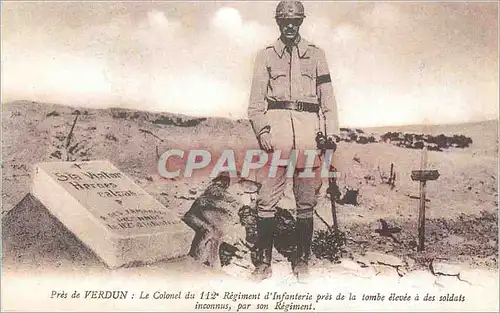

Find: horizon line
<box><xmin>3</xmin><ymin>99</ymin><xmax>498</xmax><ymax>129</ymax></box>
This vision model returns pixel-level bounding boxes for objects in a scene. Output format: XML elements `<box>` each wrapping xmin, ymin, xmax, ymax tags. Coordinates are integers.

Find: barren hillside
<box><xmin>2</xmin><ymin>100</ymin><xmax>498</xmax><ymax>270</ymax></box>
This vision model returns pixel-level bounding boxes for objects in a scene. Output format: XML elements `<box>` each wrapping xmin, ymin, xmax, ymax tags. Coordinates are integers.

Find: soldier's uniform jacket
<box><xmin>248</xmin><ymin>37</ymin><xmax>340</xmax><ymax>168</ymax></box>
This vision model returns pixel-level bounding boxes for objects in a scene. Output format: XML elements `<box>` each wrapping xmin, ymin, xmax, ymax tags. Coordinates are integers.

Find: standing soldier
<box><xmin>247</xmin><ymin>0</ymin><xmax>340</xmax><ymax>281</ymax></box>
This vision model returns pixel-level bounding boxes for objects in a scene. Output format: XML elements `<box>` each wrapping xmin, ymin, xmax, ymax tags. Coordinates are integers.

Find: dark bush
<box><xmin>152</xmin><ymin>116</ymin><xmax>207</xmax><ymax>127</ymax></box>
<box><xmin>311</xmin><ymin>229</ymin><xmax>347</xmax><ymax>263</ymax></box>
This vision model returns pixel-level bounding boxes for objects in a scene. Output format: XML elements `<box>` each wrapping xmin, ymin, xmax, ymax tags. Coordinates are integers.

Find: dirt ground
<box><xmin>2</xmin><ymin>100</ymin><xmax>498</xmax><ymax>275</ymax></box>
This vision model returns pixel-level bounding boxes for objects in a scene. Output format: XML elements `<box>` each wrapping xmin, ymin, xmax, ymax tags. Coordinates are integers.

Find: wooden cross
<box><xmin>411</xmin><ymin>147</ymin><xmax>440</xmax><ymax>251</ymax></box>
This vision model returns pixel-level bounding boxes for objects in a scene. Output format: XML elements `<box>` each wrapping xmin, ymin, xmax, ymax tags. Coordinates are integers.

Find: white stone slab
<box><xmin>31</xmin><ymin>160</ymin><xmax>194</xmax><ymax>268</ymax></box>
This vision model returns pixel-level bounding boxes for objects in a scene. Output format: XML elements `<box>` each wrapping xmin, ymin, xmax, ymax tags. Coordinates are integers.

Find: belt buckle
<box><xmin>296</xmin><ymin>101</ymin><xmax>304</xmax><ymax>112</ymax></box>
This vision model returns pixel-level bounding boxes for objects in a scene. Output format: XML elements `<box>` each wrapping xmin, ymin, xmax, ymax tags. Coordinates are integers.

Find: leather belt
<box><xmin>267</xmin><ymin>100</ymin><xmax>319</xmax><ymax>113</ymax></box>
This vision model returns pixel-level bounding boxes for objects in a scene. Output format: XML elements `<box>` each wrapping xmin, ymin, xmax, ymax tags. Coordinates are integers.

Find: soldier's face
<box><xmin>277</xmin><ymin>18</ymin><xmax>303</xmax><ymax>40</ymax></box>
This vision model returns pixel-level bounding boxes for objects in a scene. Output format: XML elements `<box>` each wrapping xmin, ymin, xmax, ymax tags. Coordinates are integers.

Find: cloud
<box><xmin>363</xmin><ymin>2</ymin><xmax>403</xmax><ymax>28</ymax></box>
<box><xmin>213</xmin><ymin>7</ymin><xmax>243</xmax><ymax>31</ymax></box>
<box><xmin>2</xmin><ymin>2</ymin><xmax>498</xmax><ymax>127</ymax></box>
<box><xmin>147</xmin><ymin>9</ymin><xmax>170</xmax><ymax>29</ymax></box>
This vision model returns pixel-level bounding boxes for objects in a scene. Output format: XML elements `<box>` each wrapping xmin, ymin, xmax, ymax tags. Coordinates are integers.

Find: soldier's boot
<box><xmin>293</xmin><ymin>217</ymin><xmax>313</xmax><ymax>281</ymax></box>
<box><xmin>251</xmin><ymin>217</ymin><xmax>276</xmax><ymax>281</ymax></box>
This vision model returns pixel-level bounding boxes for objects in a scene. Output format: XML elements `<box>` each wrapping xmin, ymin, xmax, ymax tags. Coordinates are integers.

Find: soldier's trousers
<box><xmin>255</xmin><ymin>166</ymin><xmax>322</xmax><ymax>219</ymax></box>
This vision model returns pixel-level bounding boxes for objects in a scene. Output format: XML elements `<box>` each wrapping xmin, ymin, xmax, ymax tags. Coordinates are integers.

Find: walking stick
<box><xmin>315</xmin><ymin>132</ymin><xmax>341</xmax><ymax>231</ymax></box>
<box><xmin>326</xmin><ymin>175</ymin><xmax>340</xmax><ymax>231</ymax></box>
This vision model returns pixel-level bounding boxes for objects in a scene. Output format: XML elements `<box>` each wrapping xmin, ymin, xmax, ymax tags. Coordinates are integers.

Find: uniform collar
<box><xmin>273</xmin><ymin>35</ymin><xmax>309</xmax><ymax>59</ymax></box>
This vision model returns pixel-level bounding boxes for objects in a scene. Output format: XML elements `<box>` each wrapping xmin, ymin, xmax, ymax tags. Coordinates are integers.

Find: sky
<box><xmin>2</xmin><ymin>1</ymin><xmax>498</xmax><ymax>127</ymax></box>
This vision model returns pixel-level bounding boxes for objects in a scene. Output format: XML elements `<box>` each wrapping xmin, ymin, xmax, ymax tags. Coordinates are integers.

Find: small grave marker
<box><xmin>411</xmin><ymin>147</ymin><xmax>440</xmax><ymax>251</ymax></box>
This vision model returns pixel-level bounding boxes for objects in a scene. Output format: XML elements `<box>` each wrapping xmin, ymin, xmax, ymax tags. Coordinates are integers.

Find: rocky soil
<box><xmin>2</xmin><ymin>100</ymin><xmax>498</xmax><ymax>284</ymax></box>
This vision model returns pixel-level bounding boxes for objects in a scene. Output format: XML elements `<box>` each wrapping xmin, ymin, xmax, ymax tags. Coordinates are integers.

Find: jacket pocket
<box><xmin>300</xmin><ymin>63</ymin><xmax>315</xmax><ymax>79</ymax></box>
<box><xmin>268</xmin><ymin>66</ymin><xmax>288</xmax><ymax>97</ymax></box>
<box><xmin>269</xmin><ymin>67</ymin><xmax>287</xmax><ymax>80</ymax></box>
<box><xmin>300</xmin><ymin>62</ymin><xmax>316</xmax><ymax>97</ymax></box>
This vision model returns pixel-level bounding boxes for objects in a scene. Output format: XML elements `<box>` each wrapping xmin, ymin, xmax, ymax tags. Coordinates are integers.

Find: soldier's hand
<box><xmin>325</xmin><ymin>136</ymin><xmax>338</xmax><ymax>152</ymax></box>
<box><xmin>258</xmin><ymin>132</ymin><xmax>274</xmax><ymax>153</ymax></box>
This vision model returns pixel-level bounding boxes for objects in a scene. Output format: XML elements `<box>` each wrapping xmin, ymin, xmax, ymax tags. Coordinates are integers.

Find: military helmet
<box><xmin>275</xmin><ymin>0</ymin><xmax>306</xmax><ymax>19</ymax></box>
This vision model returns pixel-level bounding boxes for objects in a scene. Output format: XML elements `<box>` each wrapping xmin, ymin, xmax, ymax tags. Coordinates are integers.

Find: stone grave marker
<box><xmin>31</xmin><ymin>160</ymin><xmax>194</xmax><ymax>268</ymax></box>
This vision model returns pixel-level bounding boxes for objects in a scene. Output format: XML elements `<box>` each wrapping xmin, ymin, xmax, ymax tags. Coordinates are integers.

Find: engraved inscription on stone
<box><xmin>32</xmin><ymin>160</ymin><xmax>194</xmax><ymax>268</ymax></box>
